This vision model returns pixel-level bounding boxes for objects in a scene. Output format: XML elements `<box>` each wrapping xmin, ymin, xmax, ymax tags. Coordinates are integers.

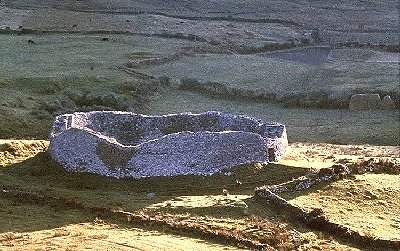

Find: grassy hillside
<box><xmin>0</xmin><ymin>34</ymin><xmax>398</xmax><ymax>144</ymax></box>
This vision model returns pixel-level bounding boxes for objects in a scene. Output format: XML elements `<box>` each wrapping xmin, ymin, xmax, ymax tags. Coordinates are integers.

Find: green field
<box><xmin>138</xmin><ymin>47</ymin><xmax>399</xmax><ymax>106</ymax></box>
<box><xmin>0</xmin><ymin>34</ymin><xmax>197</xmax><ymax>138</ymax></box>
<box><xmin>149</xmin><ymin>89</ymin><xmax>400</xmax><ymax>145</ymax></box>
<box><xmin>0</xmin><ymin>34</ymin><xmax>398</xmax><ymax>145</ymax></box>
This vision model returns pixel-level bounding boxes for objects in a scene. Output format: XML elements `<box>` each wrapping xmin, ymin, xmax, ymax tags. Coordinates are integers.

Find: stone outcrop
<box><xmin>349</xmin><ymin>93</ymin><xmax>381</xmax><ymax>111</ymax></box>
<box><xmin>381</xmin><ymin>95</ymin><xmax>395</xmax><ymax>109</ymax></box>
<box><xmin>49</xmin><ymin>111</ymin><xmax>288</xmax><ymax>178</ymax></box>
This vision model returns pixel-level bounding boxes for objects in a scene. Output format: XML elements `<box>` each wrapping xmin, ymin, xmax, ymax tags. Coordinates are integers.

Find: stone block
<box><xmin>349</xmin><ymin>93</ymin><xmax>381</xmax><ymax>111</ymax></box>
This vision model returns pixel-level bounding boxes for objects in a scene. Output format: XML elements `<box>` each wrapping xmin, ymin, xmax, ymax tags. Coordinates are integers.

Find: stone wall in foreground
<box><xmin>49</xmin><ymin>111</ymin><xmax>288</xmax><ymax>178</ymax></box>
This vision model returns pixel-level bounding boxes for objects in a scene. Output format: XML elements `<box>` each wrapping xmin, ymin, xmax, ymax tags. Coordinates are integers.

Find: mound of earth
<box><xmin>287</xmin><ymin>173</ymin><xmax>400</xmax><ymax>241</ymax></box>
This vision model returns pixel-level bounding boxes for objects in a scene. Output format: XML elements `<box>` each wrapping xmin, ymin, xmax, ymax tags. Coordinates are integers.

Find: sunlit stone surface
<box><xmin>49</xmin><ymin>111</ymin><xmax>287</xmax><ymax>178</ymax></box>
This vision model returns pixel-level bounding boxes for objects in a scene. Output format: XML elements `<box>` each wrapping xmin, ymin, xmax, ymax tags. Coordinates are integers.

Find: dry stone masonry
<box><xmin>349</xmin><ymin>93</ymin><xmax>397</xmax><ymax>110</ymax></box>
<box><xmin>49</xmin><ymin>111</ymin><xmax>288</xmax><ymax>178</ymax></box>
<box><xmin>349</xmin><ymin>94</ymin><xmax>381</xmax><ymax>111</ymax></box>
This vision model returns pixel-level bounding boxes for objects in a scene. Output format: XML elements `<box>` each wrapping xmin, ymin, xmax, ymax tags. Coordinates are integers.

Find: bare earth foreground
<box><xmin>0</xmin><ymin>140</ymin><xmax>399</xmax><ymax>250</ymax></box>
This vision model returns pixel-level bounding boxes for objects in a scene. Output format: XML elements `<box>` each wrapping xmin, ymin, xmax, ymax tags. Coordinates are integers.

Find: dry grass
<box><xmin>0</xmin><ymin>208</ymin><xmax>243</xmax><ymax>251</ymax></box>
<box><xmin>287</xmin><ymin>173</ymin><xmax>400</xmax><ymax>241</ymax></box>
<box><xmin>0</xmin><ymin>141</ymin><xmax>398</xmax><ymax>250</ymax></box>
<box><xmin>0</xmin><ymin>140</ymin><xmax>48</xmax><ymax>167</ymax></box>
<box><xmin>0</xmin><ymin>232</ymin><xmax>23</xmax><ymax>242</ymax></box>
<box><xmin>279</xmin><ymin>142</ymin><xmax>400</xmax><ymax>169</ymax></box>
<box><xmin>0</xmin><ymin>140</ymin><xmax>377</xmax><ymax>250</ymax></box>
